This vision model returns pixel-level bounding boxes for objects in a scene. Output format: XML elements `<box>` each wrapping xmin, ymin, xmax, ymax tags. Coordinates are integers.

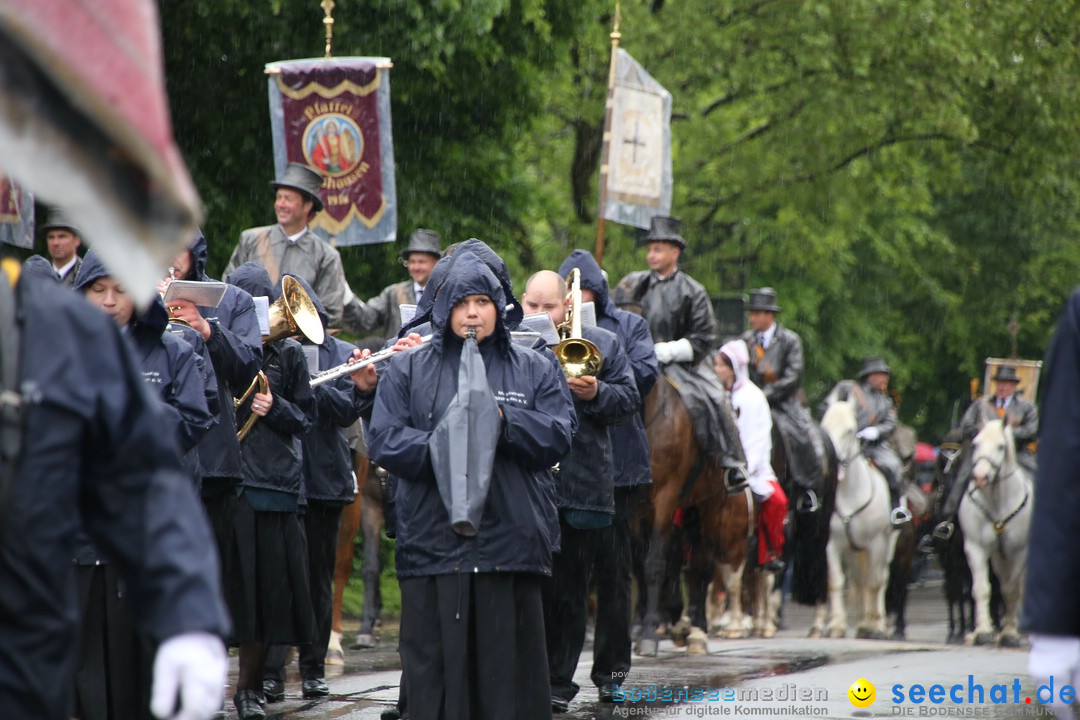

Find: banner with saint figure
<box><xmin>0</xmin><ymin>175</ymin><xmax>33</xmax><ymax>249</ymax></box>
<box><xmin>600</xmin><ymin>49</ymin><xmax>672</xmax><ymax>229</ymax></box>
<box><xmin>266</xmin><ymin>57</ymin><xmax>397</xmax><ymax>246</ymax></box>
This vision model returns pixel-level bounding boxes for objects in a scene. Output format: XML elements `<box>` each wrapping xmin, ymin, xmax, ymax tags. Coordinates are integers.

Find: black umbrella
<box><xmin>428</xmin><ymin>329</ymin><xmax>500</xmax><ymax>536</ymax></box>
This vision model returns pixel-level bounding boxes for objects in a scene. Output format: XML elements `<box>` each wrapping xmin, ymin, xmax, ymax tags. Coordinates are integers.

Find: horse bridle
<box><xmin>966</xmin><ymin>448</ymin><xmax>1029</xmax><ymax>556</ymax></box>
<box><xmin>835</xmin><ymin>433</ymin><xmax>877</xmax><ymax>552</ymax></box>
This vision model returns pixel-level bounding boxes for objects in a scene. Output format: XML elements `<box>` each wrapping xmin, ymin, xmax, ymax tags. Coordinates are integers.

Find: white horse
<box><xmin>812</xmin><ymin>390</ymin><xmax>898</xmax><ymax>639</ymax></box>
<box><xmin>958</xmin><ymin>419</ymin><xmax>1032</xmax><ymax>646</ymax></box>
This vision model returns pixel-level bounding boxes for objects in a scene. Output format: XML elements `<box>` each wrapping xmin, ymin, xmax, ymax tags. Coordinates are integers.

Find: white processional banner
<box><xmin>602</xmin><ymin>49</ymin><xmax>672</xmax><ymax>229</ymax></box>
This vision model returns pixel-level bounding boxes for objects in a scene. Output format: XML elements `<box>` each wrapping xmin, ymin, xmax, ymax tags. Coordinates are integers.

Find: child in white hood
<box><xmin>716</xmin><ymin>339</ymin><xmax>787</xmax><ymax>572</ymax></box>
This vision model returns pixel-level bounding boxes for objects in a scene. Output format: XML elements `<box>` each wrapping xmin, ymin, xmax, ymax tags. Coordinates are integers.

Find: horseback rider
<box><xmin>741</xmin><ymin>287</ymin><xmax>825</xmax><ymax>510</ymax></box>
<box><xmin>851</xmin><ymin>356</ymin><xmax>912</xmax><ymax>527</ymax></box>
<box><xmin>617</xmin><ymin>215</ymin><xmax>747</xmax><ymax>485</ymax></box>
<box><xmin>716</xmin><ymin>340</ymin><xmax>788</xmax><ymax>572</ymax></box>
<box><xmin>934</xmin><ymin>364</ymin><xmax>1039</xmax><ymax>539</ymax></box>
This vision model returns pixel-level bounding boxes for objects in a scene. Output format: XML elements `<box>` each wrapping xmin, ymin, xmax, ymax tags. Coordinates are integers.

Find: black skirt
<box><xmin>227</xmin><ymin>494</ymin><xmax>316</xmax><ymax>645</ymax></box>
<box><xmin>399</xmin><ymin>572</ymin><xmax>551</xmax><ymax>720</ymax></box>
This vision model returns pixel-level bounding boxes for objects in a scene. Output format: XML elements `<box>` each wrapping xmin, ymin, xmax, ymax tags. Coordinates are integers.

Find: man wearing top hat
<box><xmin>225</xmin><ymin>162</ymin><xmax>349</xmax><ymax>327</ymax></box>
<box><xmin>41</xmin><ymin>210</ymin><xmax>84</xmax><ymax>288</ymax></box>
<box><xmin>617</xmin><ymin>216</ymin><xmax>747</xmax><ymax>480</ymax></box>
<box><xmin>849</xmin><ymin>356</ymin><xmax>910</xmax><ymax>526</ymax></box>
<box><xmin>935</xmin><ymin>364</ymin><xmax>1039</xmax><ymax>538</ymax></box>
<box><xmin>343</xmin><ymin>229</ymin><xmax>442</xmax><ymax>340</ymax></box>
<box><xmin>741</xmin><ymin>287</ymin><xmax>825</xmax><ymax>507</ymax></box>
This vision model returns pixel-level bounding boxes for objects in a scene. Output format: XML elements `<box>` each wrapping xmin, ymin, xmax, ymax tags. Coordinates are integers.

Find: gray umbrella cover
<box><xmin>428</xmin><ymin>333</ymin><xmax>500</xmax><ymax>537</ymax></box>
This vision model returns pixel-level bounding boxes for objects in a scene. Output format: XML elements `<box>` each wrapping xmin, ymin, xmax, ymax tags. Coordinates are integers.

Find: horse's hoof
<box><xmin>973</xmin><ymin>632</ymin><xmax>995</xmax><ymax>646</ymax></box>
<box><xmin>687</xmin><ymin>628</ymin><xmax>708</xmax><ymax>655</ymax></box>
<box><xmin>635</xmin><ymin>638</ymin><xmax>659</xmax><ymax>657</ymax></box>
<box><xmin>998</xmin><ymin>634</ymin><xmax>1023</xmax><ymax>648</ymax></box>
<box><xmin>723</xmin><ymin>628</ymin><xmax>748</xmax><ymax>640</ymax></box>
<box><xmin>807</xmin><ymin>627</ymin><xmax>823</xmax><ymax>639</ymax></box>
<box><xmin>946</xmin><ymin>634</ymin><xmax>964</xmax><ymax>645</ymax></box>
<box><xmin>856</xmin><ymin>628</ymin><xmax>887</xmax><ymax>640</ymax></box>
<box><xmin>761</xmin><ymin>627</ymin><xmax>776</xmax><ymax>639</ymax></box>
<box><xmin>890</xmin><ymin>631</ymin><xmax>906</xmax><ymax>642</ymax></box>
<box><xmin>353</xmin><ymin>632</ymin><xmax>377</xmax><ymax>649</ymax></box>
<box><xmin>827</xmin><ymin>628</ymin><xmax>846</xmax><ymax>639</ymax></box>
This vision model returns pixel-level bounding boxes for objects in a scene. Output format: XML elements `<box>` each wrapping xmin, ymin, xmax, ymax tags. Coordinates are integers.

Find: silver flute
<box><xmin>310</xmin><ymin>334</ymin><xmax>433</xmax><ymax>387</ymax></box>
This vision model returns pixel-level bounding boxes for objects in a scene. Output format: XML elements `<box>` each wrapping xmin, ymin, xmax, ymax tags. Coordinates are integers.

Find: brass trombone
<box><xmin>234</xmin><ymin>275</ymin><xmax>325</xmax><ymax>441</ymax></box>
<box><xmin>554</xmin><ymin>268</ymin><xmax>602</xmax><ymax>378</ymax></box>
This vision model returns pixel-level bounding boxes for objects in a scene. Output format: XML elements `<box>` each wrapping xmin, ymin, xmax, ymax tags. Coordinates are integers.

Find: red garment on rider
<box><xmin>757</xmin><ymin>479</ymin><xmax>787</xmax><ymax>565</ymax></box>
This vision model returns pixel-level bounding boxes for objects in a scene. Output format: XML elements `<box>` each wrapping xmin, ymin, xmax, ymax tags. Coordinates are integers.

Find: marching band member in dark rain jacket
<box><xmin>225</xmin><ymin>262</ymin><xmax>318</xmax><ymax>720</ymax></box>
<box><xmin>557</xmin><ymin>249</ymin><xmax>658</xmax><ymax>702</ymax></box>
<box><xmin>369</xmin><ymin>252</ymin><xmax>574</xmax><ymax>720</ymax></box>
<box><xmin>262</xmin><ymin>273</ymin><xmax>369</xmax><ymax>702</ymax></box>
<box><xmin>0</xmin><ymin>262</ymin><xmax>229</xmax><ymax>720</ymax></box>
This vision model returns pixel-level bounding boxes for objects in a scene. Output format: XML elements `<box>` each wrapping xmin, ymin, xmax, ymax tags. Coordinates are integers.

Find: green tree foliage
<box><xmin>158</xmin><ymin>0</ymin><xmax>1080</xmax><ymax>439</ymax></box>
<box><xmin>517</xmin><ymin>0</ymin><xmax>1080</xmax><ymax>438</ymax></box>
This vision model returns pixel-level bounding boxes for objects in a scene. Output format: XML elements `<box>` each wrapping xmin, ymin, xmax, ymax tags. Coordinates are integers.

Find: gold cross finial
<box><xmin>321</xmin><ymin>0</ymin><xmax>336</xmax><ymax>58</ymax></box>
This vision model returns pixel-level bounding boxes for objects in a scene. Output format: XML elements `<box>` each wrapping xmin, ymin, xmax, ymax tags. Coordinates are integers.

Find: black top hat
<box><xmin>40</xmin><ymin>209</ymin><xmax>83</xmax><ymax>237</ymax></box>
<box><xmin>858</xmin><ymin>356</ymin><xmax>891</xmax><ymax>379</ymax></box>
<box><xmin>993</xmin><ymin>365</ymin><xmax>1021</xmax><ymax>383</ymax></box>
<box><xmin>270</xmin><ymin>162</ymin><xmax>325</xmax><ymax>212</ymax></box>
<box><xmin>747</xmin><ymin>287</ymin><xmax>781</xmax><ymax>313</ymax></box>
<box><xmin>638</xmin><ymin>215</ymin><xmax>686</xmax><ymax>250</ymax></box>
<box><xmin>398</xmin><ymin>229</ymin><xmax>443</xmax><ymax>263</ymax></box>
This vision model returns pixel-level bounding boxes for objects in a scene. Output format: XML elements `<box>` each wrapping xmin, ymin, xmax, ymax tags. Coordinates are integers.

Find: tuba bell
<box><xmin>554</xmin><ymin>268</ymin><xmax>603</xmax><ymax>378</ymax></box>
<box><xmin>265</xmin><ymin>274</ymin><xmax>325</xmax><ymax>346</ymax></box>
<box><xmin>234</xmin><ymin>275</ymin><xmax>325</xmax><ymax>440</ymax></box>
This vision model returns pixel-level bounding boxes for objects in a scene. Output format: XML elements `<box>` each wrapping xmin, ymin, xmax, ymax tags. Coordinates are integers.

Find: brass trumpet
<box><xmin>554</xmin><ymin>268</ymin><xmax>602</xmax><ymax>378</ymax></box>
<box><xmin>234</xmin><ymin>275</ymin><xmax>325</xmax><ymax>440</ymax></box>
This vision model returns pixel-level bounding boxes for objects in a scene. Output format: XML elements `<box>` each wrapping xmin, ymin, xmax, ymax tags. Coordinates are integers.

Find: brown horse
<box><xmin>327</xmin><ymin>446</ymin><xmax>385</xmax><ymax>663</ymax></box>
<box><xmin>635</xmin><ymin>374</ymin><xmax>750</xmax><ymax>656</ymax></box>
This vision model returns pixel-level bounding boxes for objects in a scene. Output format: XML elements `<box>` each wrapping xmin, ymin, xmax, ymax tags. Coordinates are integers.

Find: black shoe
<box><xmin>763</xmin><ymin>558</ymin><xmax>786</xmax><ymax>573</ymax></box>
<box><xmin>261</xmin><ymin>678</ymin><xmax>285</xmax><ymax>704</ymax></box>
<box><xmin>551</xmin><ymin>696</ymin><xmax>570</xmax><ymax>714</ymax></box>
<box><xmin>234</xmin><ymin>690</ymin><xmax>267</xmax><ymax>720</ymax></box>
<box><xmin>302</xmin><ymin>677</ymin><xmax>330</xmax><ymax>698</ymax></box>
<box><xmin>599</xmin><ymin>684</ymin><xmax>615</xmax><ymax>703</ymax></box>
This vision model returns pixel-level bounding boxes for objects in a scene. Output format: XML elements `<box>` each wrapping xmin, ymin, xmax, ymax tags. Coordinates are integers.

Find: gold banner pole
<box><xmin>321</xmin><ymin>0</ymin><xmax>336</xmax><ymax>58</ymax></box>
<box><xmin>593</xmin><ymin>2</ymin><xmax>621</xmax><ymax>268</ymax></box>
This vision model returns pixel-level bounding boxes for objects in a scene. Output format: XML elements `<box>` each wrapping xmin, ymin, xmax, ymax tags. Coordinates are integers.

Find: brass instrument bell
<box><xmin>266</xmin><ymin>274</ymin><xmax>325</xmax><ymax>346</ymax></box>
<box><xmin>554</xmin><ymin>268</ymin><xmax>602</xmax><ymax>378</ymax></box>
<box><xmin>234</xmin><ymin>275</ymin><xmax>325</xmax><ymax>440</ymax></box>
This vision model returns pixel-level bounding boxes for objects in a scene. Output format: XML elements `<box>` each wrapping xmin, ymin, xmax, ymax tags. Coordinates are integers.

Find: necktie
<box><xmin>996</xmin><ymin>399</ymin><xmax>1005</xmax><ymax>418</ymax></box>
<box><xmin>415</xmin><ymin>287</ymin><xmax>423</xmax><ymax>305</ymax></box>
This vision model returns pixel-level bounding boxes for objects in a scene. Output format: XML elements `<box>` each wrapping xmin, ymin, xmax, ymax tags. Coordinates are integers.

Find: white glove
<box><xmin>1030</xmin><ymin>634</ymin><xmax>1080</xmax><ymax>680</ymax></box>
<box><xmin>856</xmin><ymin>426</ymin><xmax>880</xmax><ymax>442</ymax></box>
<box><xmin>150</xmin><ymin>632</ymin><xmax>227</xmax><ymax>720</ymax></box>
<box><xmin>654</xmin><ymin>338</ymin><xmax>694</xmax><ymax>365</ymax></box>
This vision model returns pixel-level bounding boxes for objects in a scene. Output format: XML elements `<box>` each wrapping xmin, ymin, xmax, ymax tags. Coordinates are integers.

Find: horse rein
<box><xmin>965</xmin><ymin>465</ymin><xmax>1030</xmax><ymax>557</ymax></box>
<box><xmin>836</xmin><ymin>434</ymin><xmax>877</xmax><ymax>552</ymax></box>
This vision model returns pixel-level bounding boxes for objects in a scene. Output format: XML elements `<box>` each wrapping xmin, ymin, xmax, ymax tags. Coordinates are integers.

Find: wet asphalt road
<box><xmin>232</xmin><ymin>570</ymin><xmax>1048</xmax><ymax>720</ymax></box>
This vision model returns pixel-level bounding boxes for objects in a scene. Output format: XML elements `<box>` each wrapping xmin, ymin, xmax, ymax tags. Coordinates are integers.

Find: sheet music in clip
<box><xmin>519</xmin><ymin>312</ymin><xmax>561</xmax><ymax>347</ymax></box>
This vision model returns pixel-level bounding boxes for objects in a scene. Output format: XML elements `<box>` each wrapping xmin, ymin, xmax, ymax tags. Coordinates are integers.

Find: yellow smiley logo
<box><xmin>848</xmin><ymin>678</ymin><xmax>876</xmax><ymax>708</ymax></box>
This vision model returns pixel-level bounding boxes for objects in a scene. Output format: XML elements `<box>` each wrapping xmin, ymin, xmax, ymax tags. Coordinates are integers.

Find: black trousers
<box><xmin>265</xmin><ymin>501</ymin><xmax>344</xmax><ymax>681</ymax></box>
<box><xmin>74</xmin><ymin>565</ymin><xmax>154</xmax><ymax>720</ymax></box>
<box><xmin>400</xmin><ymin>572</ymin><xmax>550</xmax><ymax>720</ymax></box>
<box><xmin>544</xmin><ymin>518</ymin><xmax>602</xmax><ymax>703</ymax></box>
<box><xmin>591</xmin><ymin>486</ymin><xmax>639</xmax><ymax>689</ymax></box>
